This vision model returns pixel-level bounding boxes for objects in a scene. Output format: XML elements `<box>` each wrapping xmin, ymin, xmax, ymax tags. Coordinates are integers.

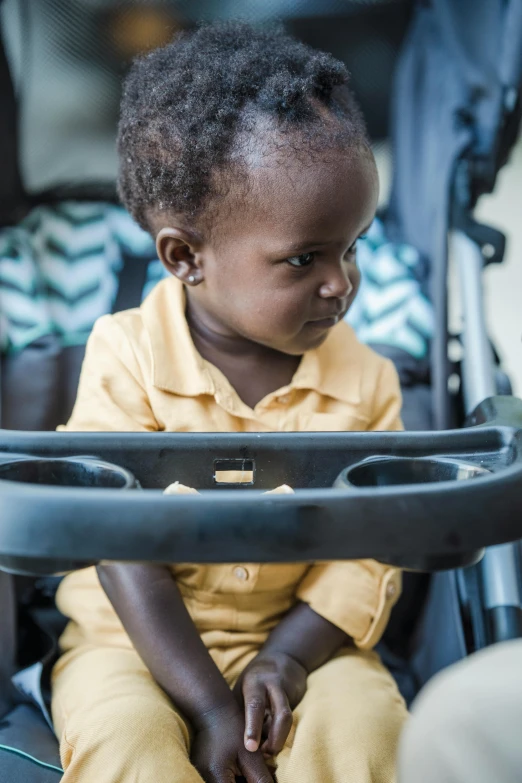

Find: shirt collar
<box><xmin>142</xmin><ymin>277</ymin><xmax>215</xmax><ymax>397</ymax></box>
<box><xmin>141</xmin><ymin>277</ymin><xmax>361</xmax><ymax>406</ymax></box>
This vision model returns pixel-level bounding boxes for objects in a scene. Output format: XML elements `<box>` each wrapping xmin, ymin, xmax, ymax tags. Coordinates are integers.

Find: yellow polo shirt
<box><xmin>57</xmin><ymin>277</ymin><xmax>403</xmax><ymax>654</ymax></box>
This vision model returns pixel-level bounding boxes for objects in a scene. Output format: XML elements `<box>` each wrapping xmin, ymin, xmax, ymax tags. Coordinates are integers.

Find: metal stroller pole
<box><xmin>453</xmin><ymin>229</ymin><xmax>522</xmax><ymax>644</ymax></box>
<box><xmin>454</xmin><ymin>230</ymin><xmax>496</xmax><ymax>408</ymax></box>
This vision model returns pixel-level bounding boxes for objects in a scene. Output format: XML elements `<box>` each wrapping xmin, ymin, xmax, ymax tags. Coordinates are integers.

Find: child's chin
<box><xmin>265</xmin><ymin>328</ymin><xmax>331</xmax><ymax>356</ymax></box>
<box><xmin>293</xmin><ymin>328</ymin><xmax>331</xmax><ymax>353</ymax></box>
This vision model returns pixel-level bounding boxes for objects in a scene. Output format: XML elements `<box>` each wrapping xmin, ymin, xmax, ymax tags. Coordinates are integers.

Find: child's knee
<box><xmin>278</xmin><ymin>653</ymin><xmax>407</xmax><ymax>781</ymax></box>
<box><xmin>63</xmin><ymin>693</ymin><xmax>190</xmax><ymax>761</ymax></box>
<box><xmin>277</xmin><ymin>696</ymin><xmax>405</xmax><ymax>783</ymax></box>
<box><xmin>299</xmin><ymin>683</ymin><xmax>405</xmax><ymax>747</ymax></box>
<box><xmin>59</xmin><ymin>694</ymin><xmax>195</xmax><ymax>783</ymax></box>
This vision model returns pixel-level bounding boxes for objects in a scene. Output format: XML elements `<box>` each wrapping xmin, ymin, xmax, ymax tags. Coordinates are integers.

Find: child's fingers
<box><xmin>239</xmin><ymin>748</ymin><xmax>274</xmax><ymax>783</ymax></box>
<box><xmin>262</xmin><ymin>712</ymin><xmax>272</xmax><ymax>740</ymax></box>
<box><xmin>243</xmin><ymin>681</ymin><xmax>268</xmax><ymax>753</ymax></box>
<box><xmin>163</xmin><ymin>481</ymin><xmax>199</xmax><ymax>495</ymax></box>
<box><xmin>204</xmin><ymin>769</ymin><xmax>236</xmax><ymax>783</ymax></box>
<box><xmin>264</xmin><ymin>684</ymin><xmax>293</xmax><ymax>755</ymax></box>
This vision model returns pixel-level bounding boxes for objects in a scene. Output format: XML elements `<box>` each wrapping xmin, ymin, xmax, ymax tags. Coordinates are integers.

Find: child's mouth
<box><xmin>306</xmin><ymin>314</ymin><xmax>341</xmax><ymax>329</ymax></box>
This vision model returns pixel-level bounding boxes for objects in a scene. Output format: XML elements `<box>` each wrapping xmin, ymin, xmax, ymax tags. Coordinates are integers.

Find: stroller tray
<box><xmin>0</xmin><ymin>396</ymin><xmax>521</xmax><ymax>575</ymax></box>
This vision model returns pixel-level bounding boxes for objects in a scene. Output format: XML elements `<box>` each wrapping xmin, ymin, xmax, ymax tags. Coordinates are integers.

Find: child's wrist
<box><xmin>258</xmin><ymin>647</ymin><xmax>310</xmax><ymax>675</ymax></box>
<box><xmin>192</xmin><ymin>698</ymin><xmax>241</xmax><ymax>731</ymax></box>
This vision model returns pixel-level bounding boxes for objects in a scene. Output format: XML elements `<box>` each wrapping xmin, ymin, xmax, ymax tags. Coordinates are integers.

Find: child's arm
<box><xmin>98</xmin><ymin>563</ymin><xmax>273</xmax><ymax>783</ymax></box>
<box><xmin>234</xmin><ymin>601</ymin><xmax>349</xmax><ymax>756</ymax></box>
<box><xmin>97</xmin><ymin>564</ymin><xmax>234</xmax><ymax>722</ymax></box>
<box><xmin>236</xmin><ymin>357</ymin><xmax>404</xmax><ymax>756</ymax></box>
<box><xmin>61</xmin><ymin>319</ymin><xmax>271</xmax><ymax>781</ymax></box>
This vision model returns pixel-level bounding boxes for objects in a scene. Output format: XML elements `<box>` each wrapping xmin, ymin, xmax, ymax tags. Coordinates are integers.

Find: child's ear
<box><xmin>156</xmin><ymin>227</ymin><xmax>203</xmax><ymax>286</ymax></box>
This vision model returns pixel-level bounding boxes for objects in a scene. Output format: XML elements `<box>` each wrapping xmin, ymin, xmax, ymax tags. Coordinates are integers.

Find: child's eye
<box><xmin>347</xmin><ymin>235</ymin><xmax>366</xmax><ymax>255</ymax></box>
<box><xmin>286</xmin><ymin>252</ymin><xmax>315</xmax><ymax>268</ymax></box>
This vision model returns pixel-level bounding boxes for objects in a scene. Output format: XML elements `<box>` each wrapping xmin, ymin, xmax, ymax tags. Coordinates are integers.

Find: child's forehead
<box><xmin>250</xmin><ymin>147</ymin><xmax>366</xmax><ymax>199</ymax></box>
<box><xmin>217</xmin><ymin>146</ymin><xmax>378</xmax><ymax>243</ymax></box>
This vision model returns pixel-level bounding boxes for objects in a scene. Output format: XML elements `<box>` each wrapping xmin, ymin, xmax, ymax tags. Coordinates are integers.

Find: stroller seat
<box><xmin>0</xmin><ymin>569</ymin><xmax>60</xmax><ymax>777</ymax></box>
<box><xmin>0</xmin><ymin>704</ymin><xmax>62</xmax><ymax>780</ymax></box>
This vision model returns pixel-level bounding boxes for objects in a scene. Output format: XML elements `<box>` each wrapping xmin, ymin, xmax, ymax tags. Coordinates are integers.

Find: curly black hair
<box><xmin>118</xmin><ymin>21</ymin><xmax>368</xmax><ymax>233</ymax></box>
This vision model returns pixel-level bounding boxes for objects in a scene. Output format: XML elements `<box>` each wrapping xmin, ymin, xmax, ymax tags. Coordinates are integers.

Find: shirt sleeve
<box><xmin>58</xmin><ymin>315</ymin><xmax>158</xmax><ymax>432</ymax></box>
<box><xmin>296</xmin><ymin>560</ymin><xmax>401</xmax><ymax>649</ymax></box>
<box><xmin>296</xmin><ymin>355</ymin><xmax>403</xmax><ymax>650</ymax></box>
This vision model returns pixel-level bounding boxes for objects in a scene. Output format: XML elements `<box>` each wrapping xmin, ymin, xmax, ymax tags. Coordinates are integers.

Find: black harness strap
<box><xmin>0</xmin><ymin>4</ymin><xmax>26</xmax><ymax>227</ymax></box>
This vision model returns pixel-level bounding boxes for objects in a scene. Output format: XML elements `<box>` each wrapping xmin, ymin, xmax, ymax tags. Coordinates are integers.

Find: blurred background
<box><xmin>1</xmin><ymin>0</ymin><xmax>521</xmax><ymax>393</ymax></box>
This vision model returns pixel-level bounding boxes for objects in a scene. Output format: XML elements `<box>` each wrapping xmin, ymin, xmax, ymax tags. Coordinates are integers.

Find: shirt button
<box><xmin>386</xmin><ymin>582</ymin><xmax>397</xmax><ymax>599</ymax></box>
<box><xmin>234</xmin><ymin>566</ymin><xmax>249</xmax><ymax>581</ymax></box>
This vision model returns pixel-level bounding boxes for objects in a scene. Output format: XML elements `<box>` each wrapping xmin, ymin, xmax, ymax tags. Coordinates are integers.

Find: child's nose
<box><xmin>318</xmin><ymin>267</ymin><xmax>354</xmax><ymax>300</ymax></box>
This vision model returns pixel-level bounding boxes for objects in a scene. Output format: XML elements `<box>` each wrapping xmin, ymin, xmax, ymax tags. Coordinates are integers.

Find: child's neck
<box><xmin>186</xmin><ymin>304</ymin><xmax>301</xmax><ymax>410</ymax></box>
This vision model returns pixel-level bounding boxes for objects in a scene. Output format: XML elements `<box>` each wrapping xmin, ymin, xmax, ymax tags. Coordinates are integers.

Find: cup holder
<box><xmin>334</xmin><ymin>456</ymin><xmax>490</xmax><ymax>572</ymax></box>
<box><xmin>0</xmin><ymin>456</ymin><xmax>137</xmax><ymax>575</ymax></box>
<box><xmin>0</xmin><ymin>457</ymin><xmax>137</xmax><ymax>489</ymax></box>
<box><xmin>335</xmin><ymin>456</ymin><xmax>491</xmax><ymax>490</ymax></box>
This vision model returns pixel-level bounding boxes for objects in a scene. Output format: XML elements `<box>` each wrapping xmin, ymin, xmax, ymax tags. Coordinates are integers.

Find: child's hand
<box><xmin>233</xmin><ymin>652</ymin><xmax>307</xmax><ymax>757</ymax></box>
<box><xmin>191</xmin><ymin>702</ymin><xmax>273</xmax><ymax>783</ymax></box>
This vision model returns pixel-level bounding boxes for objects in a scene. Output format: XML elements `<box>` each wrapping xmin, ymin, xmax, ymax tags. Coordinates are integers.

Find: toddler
<box><xmin>52</xmin><ymin>21</ymin><xmax>407</xmax><ymax>783</ymax></box>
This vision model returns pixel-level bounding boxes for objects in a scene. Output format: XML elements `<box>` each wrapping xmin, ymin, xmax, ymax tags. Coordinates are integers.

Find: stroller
<box><xmin>1</xmin><ymin>0</ymin><xmax>522</xmax><ymax>779</ymax></box>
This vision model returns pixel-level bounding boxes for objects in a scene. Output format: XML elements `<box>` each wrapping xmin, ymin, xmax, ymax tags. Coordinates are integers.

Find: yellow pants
<box><xmin>52</xmin><ymin>643</ymin><xmax>407</xmax><ymax>783</ymax></box>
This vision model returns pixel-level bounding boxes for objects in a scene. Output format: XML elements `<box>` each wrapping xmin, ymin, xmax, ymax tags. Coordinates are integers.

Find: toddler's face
<box><xmin>159</xmin><ymin>145</ymin><xmax>378</xmax><ymax>356</ymax></box>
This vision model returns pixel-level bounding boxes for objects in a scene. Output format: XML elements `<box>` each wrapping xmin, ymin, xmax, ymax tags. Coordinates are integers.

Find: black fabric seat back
<box><xmin>0</xmin><ymin>1</ymin><xmax>26</xmax><ymax>227</ymax></box>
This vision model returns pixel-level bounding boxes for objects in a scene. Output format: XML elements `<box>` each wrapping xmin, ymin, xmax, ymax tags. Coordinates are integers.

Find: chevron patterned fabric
<box><xmin>345</xmin><ymin>219</ymin><xmax>434</xmax><ymax>360</ymax></box>
<box><xmin>0</xmin><ymin>205</ymin><xmax>433</xmax><ymax>360</ymax></box>
<box><xmin>0</xmin><ymin>202</ymin><xmax>161</xmax><ymax>354</ymax></box>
